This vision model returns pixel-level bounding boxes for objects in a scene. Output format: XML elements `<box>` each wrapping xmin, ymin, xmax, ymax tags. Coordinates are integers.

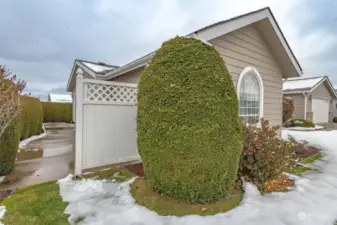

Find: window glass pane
<box><xmin>238</xmin><ymin>71</ymin><xmax>260</xmax><ymax>121</ymax></box>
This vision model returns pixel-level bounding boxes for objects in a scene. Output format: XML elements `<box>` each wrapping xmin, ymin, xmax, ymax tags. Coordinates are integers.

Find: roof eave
<box><xmin>104</xmin><ymin>7</ymin><xmax>302</xmax><ymax>80</ymax></box>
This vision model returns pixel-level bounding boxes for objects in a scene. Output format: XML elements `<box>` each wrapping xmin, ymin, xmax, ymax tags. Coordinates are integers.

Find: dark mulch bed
<box><xmin>125</xmin><ymin>163</ymin><xmax>145</xmax><ymax>177</ymax></box>
<box><xmin>295</xmin><ymin>146</ymin><xmax>320</xmax><ymax>159</ymax></box>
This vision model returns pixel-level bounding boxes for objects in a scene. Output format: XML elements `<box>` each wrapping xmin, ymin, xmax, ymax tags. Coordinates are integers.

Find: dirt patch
<box><xmin>289</xmin><ymin>136</ymin><xmax>320</xmax><ymax>159</ymax></box>
<box><xmin>125</xmin><ymin>163</ymin><xmax>144</xmax><ymax>177</ymax></box>
<box><xmin>295</xmin><ymin>146</ymin><xmax>320</xmax><ymax>159</ymax></box>
<box><xmin>0</xmin><ymin>189</ymin><xmax>14</xmax><ymax>203</ymax></box>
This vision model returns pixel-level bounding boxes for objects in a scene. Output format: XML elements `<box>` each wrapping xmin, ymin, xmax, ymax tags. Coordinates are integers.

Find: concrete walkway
<box><xmin>0</xmin><ymin>124</ymin><xmax>74</xmax><ymax>191</ymax></box>
<box><xmin>316</xmin><ymin>122</ymin><xmax>337</xmax><ymax>130</ymax></box>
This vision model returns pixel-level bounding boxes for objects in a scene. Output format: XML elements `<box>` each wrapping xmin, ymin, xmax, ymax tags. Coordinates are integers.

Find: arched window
<box><xmin>237</xmin><ymin>67</ymin><xmax>264</xmax><ymax>122</ymax></box>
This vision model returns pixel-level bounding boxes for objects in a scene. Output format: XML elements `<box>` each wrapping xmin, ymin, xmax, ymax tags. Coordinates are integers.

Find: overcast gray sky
<box><xmin>1</xmin><ymin>0</ymin><xmax>336</xmax><ymax>99</ymax></box>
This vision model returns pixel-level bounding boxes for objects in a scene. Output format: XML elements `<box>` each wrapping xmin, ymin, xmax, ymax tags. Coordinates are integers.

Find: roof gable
<box><xmin>283</xmin><ymin>77</ymin><xmax>324</xmax><ymax>92</ymax></box>
<box><xmin>283</xmin><ymin>76</ymin><xmax>337</xmax><ymax>98</ymax></box>
<box><xmin>77</xmin><ymin>60</ymin><xmax>119</xmax><ymax>74</ymax></box>
<box><xmin>104</xmin><ymin>7</ymin><xmax>302</xmax><ymax>80</ymax></box>
<box><xmin>66</xmin><ymin>59</ymin><xmax>119</xmax><ymax>91</ymax></box>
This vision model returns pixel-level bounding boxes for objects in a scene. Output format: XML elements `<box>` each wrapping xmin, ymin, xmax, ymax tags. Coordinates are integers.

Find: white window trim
<box><xmin>237</xmin><ymin>66</ymin><xmax>264</xmax><ymax>120</ymax></box>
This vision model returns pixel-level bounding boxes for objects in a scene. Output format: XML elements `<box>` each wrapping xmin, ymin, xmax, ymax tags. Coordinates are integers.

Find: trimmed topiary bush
<box><xmin>333</xmin><ymin>117</ymin><xmax>337</xmax><ymax>123</ymax></box>
<box><xmin>42</xmin><ymin>102</ymin><xmax>72</xmax><ymax>123</ymax></box>
<box><xmin>20</xmin><ymin>96</ymin><xmax>44</xmax><ymax>140</ymax></box>
<box><xmin>285</xmin><ymin>118</ymin><xmax>315</xmax><ymax>128</ymax></box>
<box><xmin>137</xmin><ymin>36</ymin><xmax>242</xmax><ymax>203</ymax></box>
<box><xmin>0</xmin><ymin>117</ymin><xmax>21</xmax><ymax>175</ymax></box>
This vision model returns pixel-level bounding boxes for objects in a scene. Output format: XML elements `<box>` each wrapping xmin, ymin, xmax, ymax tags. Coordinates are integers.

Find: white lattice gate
<box><xmin>74</xmin><ymin>73</ymin><xmax>140</xmax><ymax>174</ymax></box>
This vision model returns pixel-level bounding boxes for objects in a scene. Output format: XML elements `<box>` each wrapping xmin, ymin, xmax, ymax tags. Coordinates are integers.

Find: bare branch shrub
<box><xmin>0</xmin><ymin>65</ymin><xmax>26</xmax><ymax>137</ymax></box>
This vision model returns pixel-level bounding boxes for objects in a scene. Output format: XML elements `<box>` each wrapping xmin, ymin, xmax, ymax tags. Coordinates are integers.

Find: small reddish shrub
<box><xmin>239</xmin><ymin>119</ymin><xmax>296</xmax><ymax>184</ymax></box>
<box><xmin>283</xmin><ymin>97</ymin><xmax>294</xmax><ymax>123</ymax></box>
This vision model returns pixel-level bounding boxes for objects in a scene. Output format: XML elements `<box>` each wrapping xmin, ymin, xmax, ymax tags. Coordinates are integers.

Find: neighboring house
<box><xmin>68</xmin><ymin>7</ymin><xmax>302</xmax><ymax>126</ymax></box>
<box><xmin>333</xmin><ymin>89</ymin><xmax>337</xmax><ymax>117</ymax></box>
<box><xmin>48</xmin><ymin>93</ymin><xmax>72</xmax><ymax>103</ymax></box>
<box><xmin>67</xmin><ymin>7</ymin><xmax>304</xmax><ymax>174</ymax></box>
<box><xmin>283</xmin><ymin>76</ymin><xmax>337</xmax><ymax>123</ymax></box>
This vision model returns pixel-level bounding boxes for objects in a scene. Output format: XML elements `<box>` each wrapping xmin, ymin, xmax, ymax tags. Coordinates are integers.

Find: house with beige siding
<box><xmin>68</xmin><ymin>7</ymin><xmax>302</xmax><ymax>126</ymax></box>
<box><xmin>67</xmin><ymin>7</ymin><xmax>305</xmax><ymax>173</ymax></box>
<box><xmin>283</xmin><ymin>76</ymin><xmax>337</xmax><ymax>123</ymax></box>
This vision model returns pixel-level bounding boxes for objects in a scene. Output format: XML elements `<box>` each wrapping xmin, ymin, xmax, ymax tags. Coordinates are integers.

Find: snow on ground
<box><xmin>58</xmin><ymin>130</ymin><xmax>337</xmax><ymax>225</ymax></box>
<box><xmin>0</xmin><ymin>176</ymin><xmax>4</xmax><ymax>184</ymax></box>
<box><xmin>19</xmin><ymin>124</ymin><xmax>46</xmax><ymax>149</ymax></box>
<box><xmin>283</xmin><ymin>125</ymin><xmax>324</xmax><ymax>131</ymax></box>
<box><xmin>0</xmin><ymin>205</ymin><xmax>5</xmax><ymax>225</ymax></box>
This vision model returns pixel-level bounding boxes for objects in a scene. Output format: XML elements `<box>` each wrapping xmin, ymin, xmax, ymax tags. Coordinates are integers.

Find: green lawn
<box><xmin>131</xmin><ymin>177</ymin><xmax>243</xmax><ymax>216</ymax></box>
<box><xmin>1</xmin><ymin>181</ymin><xmax>69</xmax><ymax>225</ymax></box>
<box><xmin>292</xmin><ymin>153</ymin><xmax>322</xmax><ymax>176</ymax></box>
<box><xmin>0</xmin><ymin>167</ymin><xmax>135</xmax><ymax>225</ymax></box>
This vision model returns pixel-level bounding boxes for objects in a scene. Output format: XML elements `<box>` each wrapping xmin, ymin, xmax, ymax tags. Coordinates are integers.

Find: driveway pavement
<box><xmin>0</xmin><ymin>124</ymin><xmax>74</xmax><ymax>191</ymax></box>
<box><xmin>316</xmin><ymin>122</ymin><xmax>337</xmax><ymax>130</ymax></box>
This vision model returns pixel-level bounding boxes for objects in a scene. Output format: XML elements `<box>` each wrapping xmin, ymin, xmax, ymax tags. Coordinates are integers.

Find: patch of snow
<box><xmin>0</xmin><ymin>205</ymin><xmax>5</xmax><ymax>224</ymax></box>
<box><xmin>82</xmin><ymin>62</ymin><xmax>113</xmax><ymax>73</ymax></box>
<box><xmin>58</xmin><ymin>130</ymin><xmax>337</xmax><ymax>224</ymax></box>
<box><xmin>82</xmin><ymin>172</ymin><xmax>94</xmax><ymax>176</ymax></box>
<box><xmin>283</xmin><ymin>77</ymin><xmax>324</xmax><ymax>91</ymax></box>
<box><xmin>19</xmin><ymin>124</ymin><xmax>47</xmax><ymax>149</ymax></box>
<box><xmin>48</xmin><ymin>93</ymin><xmax>72</xmax><ymax>103</ymax></box>
<box><xmin>99</xmin><ymin>168</ymin><xmax>111</xmax><ymax>172</ymax></box>
<box><xmin>284</xmin><ymin>125</ymin><xmax>324</xmax><ymax>131</ymax></box>
<box><xmin>0</xmin><ymin>176</ymin><xmax>4</xmax><ymax>184</ymax></box>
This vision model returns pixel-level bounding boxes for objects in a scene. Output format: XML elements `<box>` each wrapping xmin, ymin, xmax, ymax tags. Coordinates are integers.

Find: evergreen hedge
<box><xmin>0</xmin><ymin>117</ymin><xmax>21</xmax><ymax>175</ymax></box>
<box><xmin>42</xmin><ymin>102</ymin><xmax>72</xmax><ymax>123</ymax></box>
<box><xmin>20</xmin><ymin>96</ymin><xmax>44</xmax><ymax>140</ymax></box>
<box><xmin>137</xmin><ymin>37</ymin><xmax>242</xmax><ymax>203</ymax></box>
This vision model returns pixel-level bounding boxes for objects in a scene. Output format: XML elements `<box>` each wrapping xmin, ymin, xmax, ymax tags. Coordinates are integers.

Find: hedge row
<box><xmin>42</xmin><ymin>102</ymin><xmax>72</xmax><ymax>123</ymax></box>
<box><xmin>0</xmin><ymin>117</ymin><xmax>21</xmax><ymax>175</ymax></box>
<box><xmin>20</xmin><ymin>96</ymin><xmax>44</xmax><ymax>140</ymax></box>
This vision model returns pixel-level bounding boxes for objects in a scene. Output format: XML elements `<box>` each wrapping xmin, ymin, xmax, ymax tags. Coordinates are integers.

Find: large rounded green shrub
<box><xmin>42</xmin><ymin>102</ymin><xmax>72</xmax><ymax>123</ymax></box>
<box><xmin>137</xmin><ymin>37</ymin><xmax>242</xmax><ymax>203</ymax></box>
<box><xmin>20</xmin><ymin>96</ymin><xmax>44</xmax><ymax>140</ymax></box>
<box><xmin>0</xmin><ymin>117</ymin><xmax>21</xmax><ymax>175</ymax></box>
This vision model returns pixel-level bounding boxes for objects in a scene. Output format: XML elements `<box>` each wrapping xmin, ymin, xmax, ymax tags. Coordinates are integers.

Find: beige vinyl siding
<box><xmin>110</xmin><ymin>67</ymin><xmax>144</xmax><ymax>84</ymax></box>
<box><xmin>311</xmin><ymin>82</ymin><xmax>332</xmax><ymax>112</ymax></box>
<box><xmin>284</xmin><ymin>94</ymin><xmax>305</xmax><ymax>119</ymax></box>
<box><xmin>210</xmin><ymin>24</ymin><xmax>284</xmax><ymax>126</ymax></box>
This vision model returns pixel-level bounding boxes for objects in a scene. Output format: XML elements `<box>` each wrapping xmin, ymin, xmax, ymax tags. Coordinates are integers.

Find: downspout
<box><xmin>303</xmin><ymin>92</ymin><xmax>308</xmax><ymax>120</ymax></box>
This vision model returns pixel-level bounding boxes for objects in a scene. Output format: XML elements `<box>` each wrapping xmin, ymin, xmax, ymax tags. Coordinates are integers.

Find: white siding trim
<box><xmin>303</xmin><ymin>93</ymin><xmax>308</xmax><ymax>120</ymax></box>
<box><xmin>237</xmin><ymin>66</ymin><xmax>264</xmax><ymax>120</ymax></box>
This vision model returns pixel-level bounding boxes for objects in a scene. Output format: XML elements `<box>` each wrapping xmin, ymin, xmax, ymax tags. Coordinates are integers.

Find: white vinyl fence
<box><xmin>75</xmin><ymin>71</ymin><xmax>139</xmax><ymax>174</ymax></box>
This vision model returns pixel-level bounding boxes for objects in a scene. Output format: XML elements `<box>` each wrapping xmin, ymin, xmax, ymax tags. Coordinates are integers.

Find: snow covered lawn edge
<box><xmin>57</xmin><ymin>130</ymin><xmax>337</xmax><ymax>224</ymax></box>
<box><xmin>19</xmin><ymin>124</ymin><xmax>47</xmax><ymax>149</ymax></box>
<box><xmin>282</xmin><ymin>125</ymin><xmax>324</xmax><ymax>131</ymax></box>
<box><xmin>0</xmin><ymin>205</ymin><xmax>5</xmax><ymax>225</ymax></box>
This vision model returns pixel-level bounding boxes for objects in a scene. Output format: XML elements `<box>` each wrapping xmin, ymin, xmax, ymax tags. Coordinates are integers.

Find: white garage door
<box><xmin>312</xmin><ymin>98</ymin><xmax>329</xmax><ymax>123</ymax></box>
